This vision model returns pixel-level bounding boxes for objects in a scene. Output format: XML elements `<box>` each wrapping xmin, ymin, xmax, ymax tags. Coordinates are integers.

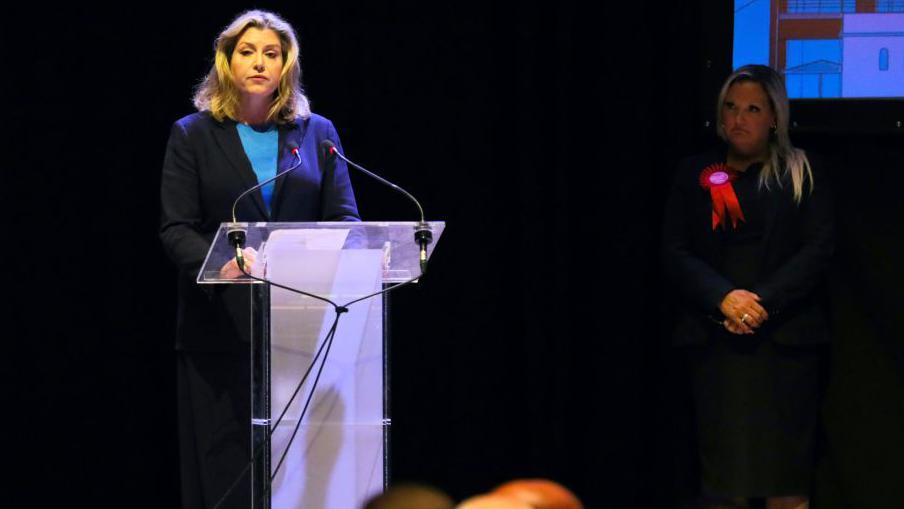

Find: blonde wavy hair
<box><xmin>716</xmin><ymin>64</ymin><xmax>813</xmax><ymax>203</ymax></box>
<box><xmin>193</xmin><ymin>10</ymin><xmax>311</xmax><ymax>124</ymax></box>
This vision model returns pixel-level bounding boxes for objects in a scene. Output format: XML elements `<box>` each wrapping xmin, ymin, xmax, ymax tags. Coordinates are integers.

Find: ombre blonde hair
<box><xmin>716</xmin><ymin>64</ymin><xmax>813</xmax><ymax>203</ymax></box>
<box><xmin>193</xmin><ymin>10</ymin><xmax>311</xmax><ymax>124</ymax></box>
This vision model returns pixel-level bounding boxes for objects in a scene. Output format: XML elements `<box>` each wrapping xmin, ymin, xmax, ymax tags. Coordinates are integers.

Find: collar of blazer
<box><xmin>210</xmin><ymin>115</ymin><xmax>309</xmax><ymax>220</ymax></box>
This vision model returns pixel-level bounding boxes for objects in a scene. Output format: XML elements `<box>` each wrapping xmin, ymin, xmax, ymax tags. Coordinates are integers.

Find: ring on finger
<box><xmin>740</xmin><ymin>313</ymin><xmax>750</xmax><ymax>324</ymax></box>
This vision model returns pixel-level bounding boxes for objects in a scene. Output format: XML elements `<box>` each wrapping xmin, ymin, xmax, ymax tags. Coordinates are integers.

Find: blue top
<box><xmin>236</xmin><ymin>123</ymin><xmax>279</xmax><ymax>212</ymax></box>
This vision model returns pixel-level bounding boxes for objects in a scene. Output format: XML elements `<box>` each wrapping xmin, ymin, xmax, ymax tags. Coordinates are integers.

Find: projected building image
<box><xmin>734</xmin><ymin>0</ymin><xmax>904</xmax><ymax>98</ymax></box>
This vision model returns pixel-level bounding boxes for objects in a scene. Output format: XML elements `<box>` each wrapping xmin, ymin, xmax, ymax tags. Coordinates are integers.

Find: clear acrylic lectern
<box><xmin>197</xmin><ymin>221</ymin><xmax>444</xmax><ymax>509</ymax></box>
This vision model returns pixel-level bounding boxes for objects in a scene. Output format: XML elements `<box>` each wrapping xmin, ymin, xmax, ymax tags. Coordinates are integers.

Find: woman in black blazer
<box><xmin>159</xmin><ymin>10</ymin><xmax>359</xmax><ymax>508</ymax></box>
<box><xmin>662</xmin><ymin>65</ymin><xmax>834</xmax><ymax>509</ymax></box>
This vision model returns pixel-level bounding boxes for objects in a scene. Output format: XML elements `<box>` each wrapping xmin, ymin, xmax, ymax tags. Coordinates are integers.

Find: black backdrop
<box><xmin>6</xmin><ymin>2</ymin><xmax>903</xmax><ymax>507</ymax></box>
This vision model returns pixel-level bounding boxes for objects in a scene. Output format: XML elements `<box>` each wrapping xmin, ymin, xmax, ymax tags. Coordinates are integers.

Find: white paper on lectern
<box><xmin>268</xmin><ymin>228</ymin><xmax>350</xmax><ymax>250</ymax></box>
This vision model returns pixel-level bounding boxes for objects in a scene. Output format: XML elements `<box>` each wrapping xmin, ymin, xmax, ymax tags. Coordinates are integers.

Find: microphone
<box><xmin>321</xmin><ymin>140</ymin><xmax>433</xmax><ymax>275</ymax></box>
<box><xmin>228</xmin><ymin>144</ymin><xmax>303</xmax><ymax>271</ymax></box>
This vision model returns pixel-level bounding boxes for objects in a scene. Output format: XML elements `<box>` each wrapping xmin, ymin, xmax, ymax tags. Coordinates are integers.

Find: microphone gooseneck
<box><xmin>320</xmin><ymin>140</ymin><xmax>434</xmax><ymax>275</ymax></box>
<box><xmin>231</xmin><ymin>146</ymin><xmax>302</xmax><ymax>223</ymax></box>
<box><xmin>227</xmin><ymin>146</ymin><xmax>302</xmax><ymax>270</ymax></box>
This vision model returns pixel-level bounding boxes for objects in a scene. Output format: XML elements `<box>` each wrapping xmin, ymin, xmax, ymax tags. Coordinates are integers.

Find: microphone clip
<box><xmin>414</xmin><ymin>222</ymin><xmax>433</xmax><ymax>276</ymax></box>
<box><xmin>227</xmin><ymin>223</ymin><xmax>249</xmax><ymax>272</ymax></box>
<box><xmin>227</xmin><ymin>222</ymin><xmax>248</xmax><ymax>249</ymax></box>
<box><xmin>414</xmin><ymin>222</ymin><xmax>433</xmax><ymax>246</ymax></box>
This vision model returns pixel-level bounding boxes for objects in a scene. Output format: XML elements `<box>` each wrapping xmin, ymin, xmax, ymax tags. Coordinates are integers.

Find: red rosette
<box><xmin>699</xmin><ymin>163</ymin><xmax>745</xmax><ymax>230</ymax></box>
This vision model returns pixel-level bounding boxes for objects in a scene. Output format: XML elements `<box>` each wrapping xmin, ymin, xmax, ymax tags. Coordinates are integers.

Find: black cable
<box><xmin>211</xmin><ymin>259</ymin><xmax>421</xmax><ymax>509</ymax></box>
<box><xmin>210</xmin><ymin>307</ymin><xmax>337</xmax><ymax>509</ymax></box>
<box><xmin>247</xmin><ymin>309</ymin><xmax>344</xmax><ymax>509</ymax></box>
<box><xmin>270</xmin><ymin>308</ymin><xmax>343</xmax><ymax>481</ymax></box>
<box><xmin>237</xmin><ymin>264</ymin><xmax>421</xmax><ymax>434</ymax></box>
<box><xmin>342</xmin><ymin>275</ymin><xmax>419</xmax><ymax>308</ymax></box>
<box><xmin>211</xmin><ymin>455</ymin><xmax>252</xmax><ymax>509</ymax></box>
<box><xmin>235</xmin><ymin>261</ymin><xmax>420</xmax><ymax>321</ymax></box>
<box><xmin>268</xmin><ymin>315</ymin><xmax>335</xmax><ymax>434</ymax></box>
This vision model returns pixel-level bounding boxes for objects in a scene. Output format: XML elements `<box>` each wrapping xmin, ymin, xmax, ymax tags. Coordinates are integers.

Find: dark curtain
<box><xmin>6</xmin><ymin>2</ymin><xmax>902</xmax><ymax>507</ymax></box>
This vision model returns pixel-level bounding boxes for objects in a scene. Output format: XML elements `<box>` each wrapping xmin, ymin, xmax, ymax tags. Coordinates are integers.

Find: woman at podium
<box><xmin>661</xmin><ymin>65</ymin><xmax>834</xmax><ymax>509</ymax></box>
<box><xmin>159</xmin><ymin>9</ymin><xmax>359</xmax><ymax>508</ymax></box>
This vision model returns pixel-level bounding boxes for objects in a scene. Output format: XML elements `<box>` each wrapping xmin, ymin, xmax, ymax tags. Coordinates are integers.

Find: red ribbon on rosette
<box><xmin>699</xmin><ymin>163</ymin><xmax>745</xmax><ymax>230</ymax></box>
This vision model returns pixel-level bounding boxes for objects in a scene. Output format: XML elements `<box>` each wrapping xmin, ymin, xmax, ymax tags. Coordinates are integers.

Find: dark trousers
<box><xmin>177</xmin><ymin>350</ymin><xmax>251</xmax><ymax>509</ymax></box>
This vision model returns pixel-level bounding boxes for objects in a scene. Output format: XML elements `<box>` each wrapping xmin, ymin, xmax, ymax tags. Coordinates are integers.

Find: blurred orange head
<box><xmin>456</xmin><ymin>493</ymin><xmax>533</xmax><ymax>509</ymax></box>
<box><xmin>492</xmin><ymin>479</ymin><xmax>583</xmax><ymax>509</ymax></box>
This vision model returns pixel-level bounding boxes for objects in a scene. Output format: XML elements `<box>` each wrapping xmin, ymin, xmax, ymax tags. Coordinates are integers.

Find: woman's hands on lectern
<box><xmin>219</xmin><ymin>247</ymin><xmax>259</xmax><ymax>279</ymax></box>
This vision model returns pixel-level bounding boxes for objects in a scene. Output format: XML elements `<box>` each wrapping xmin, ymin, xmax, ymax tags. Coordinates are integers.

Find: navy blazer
<box><xmin>661</xmin><ymin>149</ymin><xmax>834</xmax><ymax>346</ymax></box>
<box><xmin>160</xmin><ymin>111</ymin><xmax>360</xmax><ymax>351</ymax></box>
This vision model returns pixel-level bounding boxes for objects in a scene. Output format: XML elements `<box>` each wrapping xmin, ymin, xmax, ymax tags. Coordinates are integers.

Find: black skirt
<box><xmin>691</xmin><ymin>333</ymin><xmax>823</xmax><ymax>497</ymax></box>
<box><xmin>690</xmin><ymin>241</ymin><xmax>824</xmax><ymax>497</ymax></box>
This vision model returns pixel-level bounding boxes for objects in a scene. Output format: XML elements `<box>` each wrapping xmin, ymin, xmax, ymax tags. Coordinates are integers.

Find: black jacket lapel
<box><xmin>211</xmin><ymin>120</ymin><xmax>269</xmax><ymax>218</ymax></box>
<box><xmin>757</xmin><ymin>175</ymin><xmax>788</xmax><ymax>277</ymax></box>
<box><xmin>271</xmin><ymin>118</ymin><xmax>307</xmax><ymax>220</ymax></box>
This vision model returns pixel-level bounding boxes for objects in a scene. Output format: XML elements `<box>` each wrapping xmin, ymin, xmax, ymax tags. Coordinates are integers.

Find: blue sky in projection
<box><xmin>733</xmin><ymin>0</ymin><xmax>771</xmax><ymax>67</ymax></box>
<box><xmin>732</xmin><ymin>0</ymin><xmax>904</xmax><ymax>98</ymax></box>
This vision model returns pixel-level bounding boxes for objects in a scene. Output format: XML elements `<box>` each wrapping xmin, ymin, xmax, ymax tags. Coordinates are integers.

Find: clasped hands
<box><xmin>719</xmin><ymin>289</ymin><xmax>768</xmax><ymax>335</ymax></box>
